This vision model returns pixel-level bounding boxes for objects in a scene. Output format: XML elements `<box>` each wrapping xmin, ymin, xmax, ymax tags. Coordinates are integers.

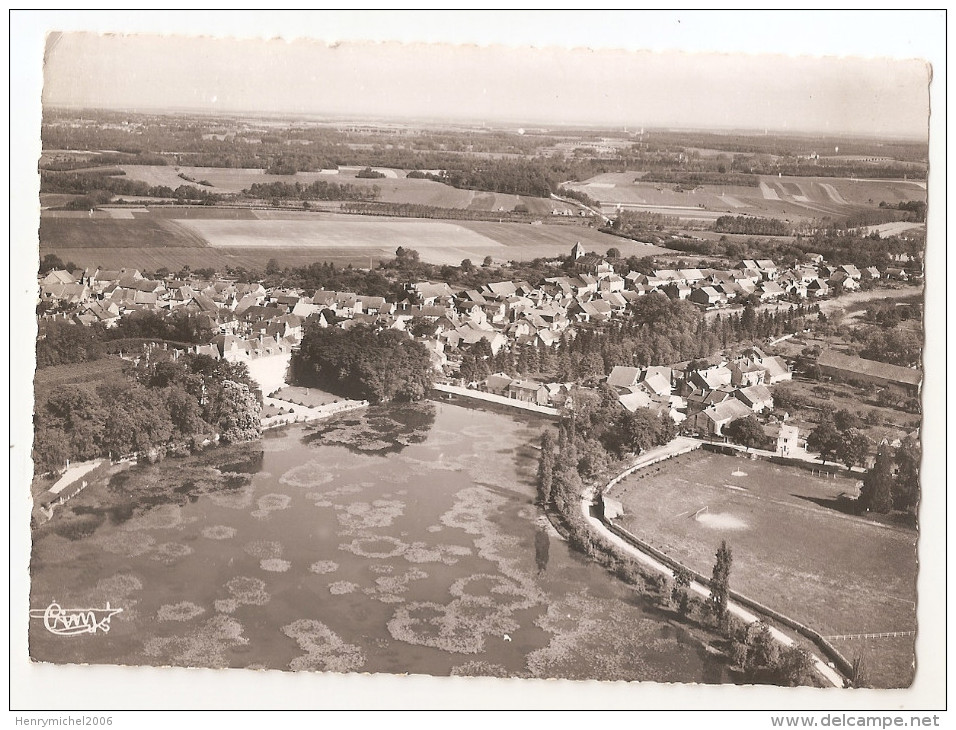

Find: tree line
<box><xmin>33</xmin><ymin>353</ymin><xmax>262</xmax><ymax>474</ymax></box>
<box><xmin>878</xmin><ymin>200</ymin><xmax>926</xmax><ymax>222</ymax></box>
<box><xmin>40</xmin><ymin>170</ymin><xmax>222</xmax><ymax>205</ymax></box>
<box><xmin>453</xmin><ymin>295</ymin><xmax>811</xmax><ymax>386</ymax></box>
<box><xmin>860</xmin><ymin>436</ymin><xmax>920</xmax><ymax>515</ymax></box>
<box><xmin>36</xmin><ymin>311</ymin><xmax>216</xmax><ymax>369</ymax></box>
<box><xmin>340</xmin><ymin>200</ymin><xmax>537</xmax><ymax>222</ymax></box>
<box><xmin>714</xmin><ymin>215</ymin><xmax>792</xmax><ymax>236</ymax></box>
<box><xmin>243</xmin><ymin>180</ymin><xmax>380</xmax><ymax>202</ymax></box>
<box><xmin>640</xmin><ymin>171</ymin><xmax>760</xmax><ymax>188</ymax></box>
<box><xmin>806</xmin><ymin>407</ymin><xmax>920</xmax><ymax>516</ymax></box>
<box><xmin>664</xmin><ymin>227</ymin><xmax>924</xmax><ymax>269</ymax></box>
<box><xmin>554</xmin><ymin>295</ymin><xmax>811</xmax><ymax>379</ymax></box>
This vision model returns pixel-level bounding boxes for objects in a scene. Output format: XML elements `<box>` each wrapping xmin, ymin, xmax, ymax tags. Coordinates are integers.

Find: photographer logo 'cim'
<box><xmin>30</xmin><ymin>601</ymin><xmax>123</xmax><ymax>636</ymax></box>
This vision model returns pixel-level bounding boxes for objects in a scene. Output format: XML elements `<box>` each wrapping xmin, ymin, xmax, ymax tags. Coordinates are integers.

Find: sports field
<box><xmin>611</xmin><ymin>449</ymin><xmax>917</xmax><ymax>688</ymax></box>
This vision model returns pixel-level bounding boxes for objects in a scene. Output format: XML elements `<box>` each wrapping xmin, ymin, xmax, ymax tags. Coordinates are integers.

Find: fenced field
<box><xmin>610</xmin><ymin>449</ymin><xmax>917</xmax><ymax>687</ymax></box>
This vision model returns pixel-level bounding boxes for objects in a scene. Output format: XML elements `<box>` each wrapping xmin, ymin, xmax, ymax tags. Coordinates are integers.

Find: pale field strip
<box><xmin>49</xmin><ymin>459</ymin><xmax>105</xmax><ymax>495</ymax></box>
<box><xmin>758</xmin><ymin>181</ymin><xmax>781</xmax><ymax>200</ymax></box>
<box><xmin>863</xmin><ymin>221</ymin><xmax>926</xmax><ymax>238</ymax></box>
<box><xmin>175</xmin><ymin>218</ymin><xmax>506</xmax><ymax>249</ymax></box>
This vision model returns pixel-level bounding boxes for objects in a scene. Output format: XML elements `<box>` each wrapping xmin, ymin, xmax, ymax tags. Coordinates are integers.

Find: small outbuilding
<box><xmin>599</xmin><ymin>495</ymin><xmax>624</xmax><ymax>521</ymax></box>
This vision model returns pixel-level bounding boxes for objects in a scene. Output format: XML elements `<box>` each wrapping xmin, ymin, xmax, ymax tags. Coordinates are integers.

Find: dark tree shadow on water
<box><xmin>534</xmin><ymin>527</ymin><xmax>550</xmax><ymax>573</ymax></box>
<box><xmin>304</xmin><ymin>402</ymin><xmax>436</xmax><ymax>456</ymax></box>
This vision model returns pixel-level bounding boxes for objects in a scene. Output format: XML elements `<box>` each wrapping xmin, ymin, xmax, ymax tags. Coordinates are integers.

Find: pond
<box><xmin>30</xmin><ymin>401</ymin><xmax>728</xmax><ymax>683</ymax></box>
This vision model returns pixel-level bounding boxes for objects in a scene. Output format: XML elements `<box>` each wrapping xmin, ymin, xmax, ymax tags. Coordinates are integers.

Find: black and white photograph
<box><xmin>10</xmin><ymin>10</ymin><xmax>946</xmax><ymax>717</ymax></box>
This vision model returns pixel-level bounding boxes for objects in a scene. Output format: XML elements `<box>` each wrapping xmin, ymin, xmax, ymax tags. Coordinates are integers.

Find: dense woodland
<box><xmin>290</xmin><ymin>323</ymin><xmax>434</xmax><ymax>403</ymax></box>
<box><xmin>714</xmin><ymin>215</ymin><xmax>793</xmax><ymax>237</ymax></box>
<box><xmin>663</xmin><ymin>228</ymin><xmax>925</xmax><ymax>269</ymax></box>
<box><xmin>243</xmin><ymin>179</ymin><xmax>379</xmax><ymax>202</ymax></box>
<box><xmin>33</xmin><ymin>353</ymin><xmax>262</xmax><ymax>473</ymax></box>
<box><xmin>36</xmin><ymin>310</ymin><xmax>216</xmax><ymax>368</ymax></box>
<box><xmin>40</xmin><ymin>169</ymin><xmax>222</xmax><ymax>205</ymax></box>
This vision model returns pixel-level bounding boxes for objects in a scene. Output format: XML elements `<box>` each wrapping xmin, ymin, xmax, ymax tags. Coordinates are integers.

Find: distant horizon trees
<box><xmin>40</xmin><ymin>170</ymin><xmax>222</xmax><ymax>204</ymax></box>
<box><xmin>714</xmin><ymin>215</ymin><xmax>792</xmax><ymax>237</ymax></box>
<box><xmin>243</xmin><ymin>179</ymin><xmax>379</xmax><ymax>202</ymax></box>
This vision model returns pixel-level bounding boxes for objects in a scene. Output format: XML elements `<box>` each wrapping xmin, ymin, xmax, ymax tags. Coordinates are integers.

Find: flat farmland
<box><xmin>39</xmin><ymin>207</ymin><xmax>674</xmax><ymax>270</ymax></box>
<box><xmin>114</xmin><ymin>164</ymin><xmax>569</xmax><ymax>214</ymax></box>
<box><xmin>33</xmin><ymin>245</ymin><xmax>392</xmax><ymax>272</ymax></box>
<box><xmin>39</xmin><ymin>215</ymin><xmax>209</xmax><ymax>248</ymax></box>
<box><xmin>611</xmin><ymin>450</ymin><xmax>917</xmax><ymax>688</ymax></box>
<box><xmin>863</xmin><ymin>221</ymin><xmax>926</xmax><ymax>239</ymax></box>
<box><xmin>115</xmin><ymin>165</ymin><xmax>346</xmax><ymax>193</ymax></box>
<box><xmin>566</xmin><ymin>172</ymin><xmax>926</xmax><ymax>223</ymax></box>
<box><xmin>178</xmin><ymin>217</ymin><xmax>504</xmax><ymax>251</ymax></box>
<box><xmin>459</xmin><ymin>221</ymin><xmax>675</xmax><ymax>259</ymax></box>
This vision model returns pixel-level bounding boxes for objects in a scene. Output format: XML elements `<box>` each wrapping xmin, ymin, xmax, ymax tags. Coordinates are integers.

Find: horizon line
<box><xmin>42</xmin><ymin>104</ymin><xmax>930</xmax><ymax>144</ymax></box>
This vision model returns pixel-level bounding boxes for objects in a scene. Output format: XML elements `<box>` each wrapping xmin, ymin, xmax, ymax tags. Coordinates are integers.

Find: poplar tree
<box><xmin>710</xmin><ymin>540</ymin><xmax>733</xmax><ymax>625</ymax></box>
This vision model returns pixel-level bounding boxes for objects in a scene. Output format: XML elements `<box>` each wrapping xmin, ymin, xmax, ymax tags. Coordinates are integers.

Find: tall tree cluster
<box><xmin>36</xmin><ymin>311</ymin><xmax>217</xmax><ymax>369</ymax></box>
<box><xmin>291</xmin><ymin>323</ymin><xmax>435</xmax><ymax>403</ymax></box>
<box><xmin>807</xmin><ymin>410</ymin><xmax>871</xmax><ymax>469</ymax></box>
<box><xmin>33</xmin><ymin>354</ymin><xmax>262</xmax><ymax>473</ymax></box>
<box><xmin>859</xmin><ymin>436</ymin><xmax>920</xmax><ymax>515</ymax></box>
<box><xmin>547</xmin><ymin>295</ymin><xmax>810</xmax><ymax>381</ymax></box>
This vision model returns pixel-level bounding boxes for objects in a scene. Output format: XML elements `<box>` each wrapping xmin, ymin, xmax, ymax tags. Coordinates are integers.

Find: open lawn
<box><xmin>34</xmin><ymin>357</ymin><xmax>129</xmax><ymax>395</ymax></box>
<box><xmin>271</xmin><ymin>386</ymin><xmax>340</xmax><ymax>408</ymax></box>
<box><xmin>610</xmin><ymin>449</ymin><xmax>917</xmax><ymax>687</ymax></box>
<box><xmin>565</xmin><ymin>172</ymin><xmax>926</xmax><ymax>224</ymax></box>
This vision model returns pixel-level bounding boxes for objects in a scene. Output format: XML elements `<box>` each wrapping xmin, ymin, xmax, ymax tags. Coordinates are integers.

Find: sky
<box><xmin>35</xmin><ymin>12</ymin><xmax>935</xmax><ymax>139</ymax></box>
